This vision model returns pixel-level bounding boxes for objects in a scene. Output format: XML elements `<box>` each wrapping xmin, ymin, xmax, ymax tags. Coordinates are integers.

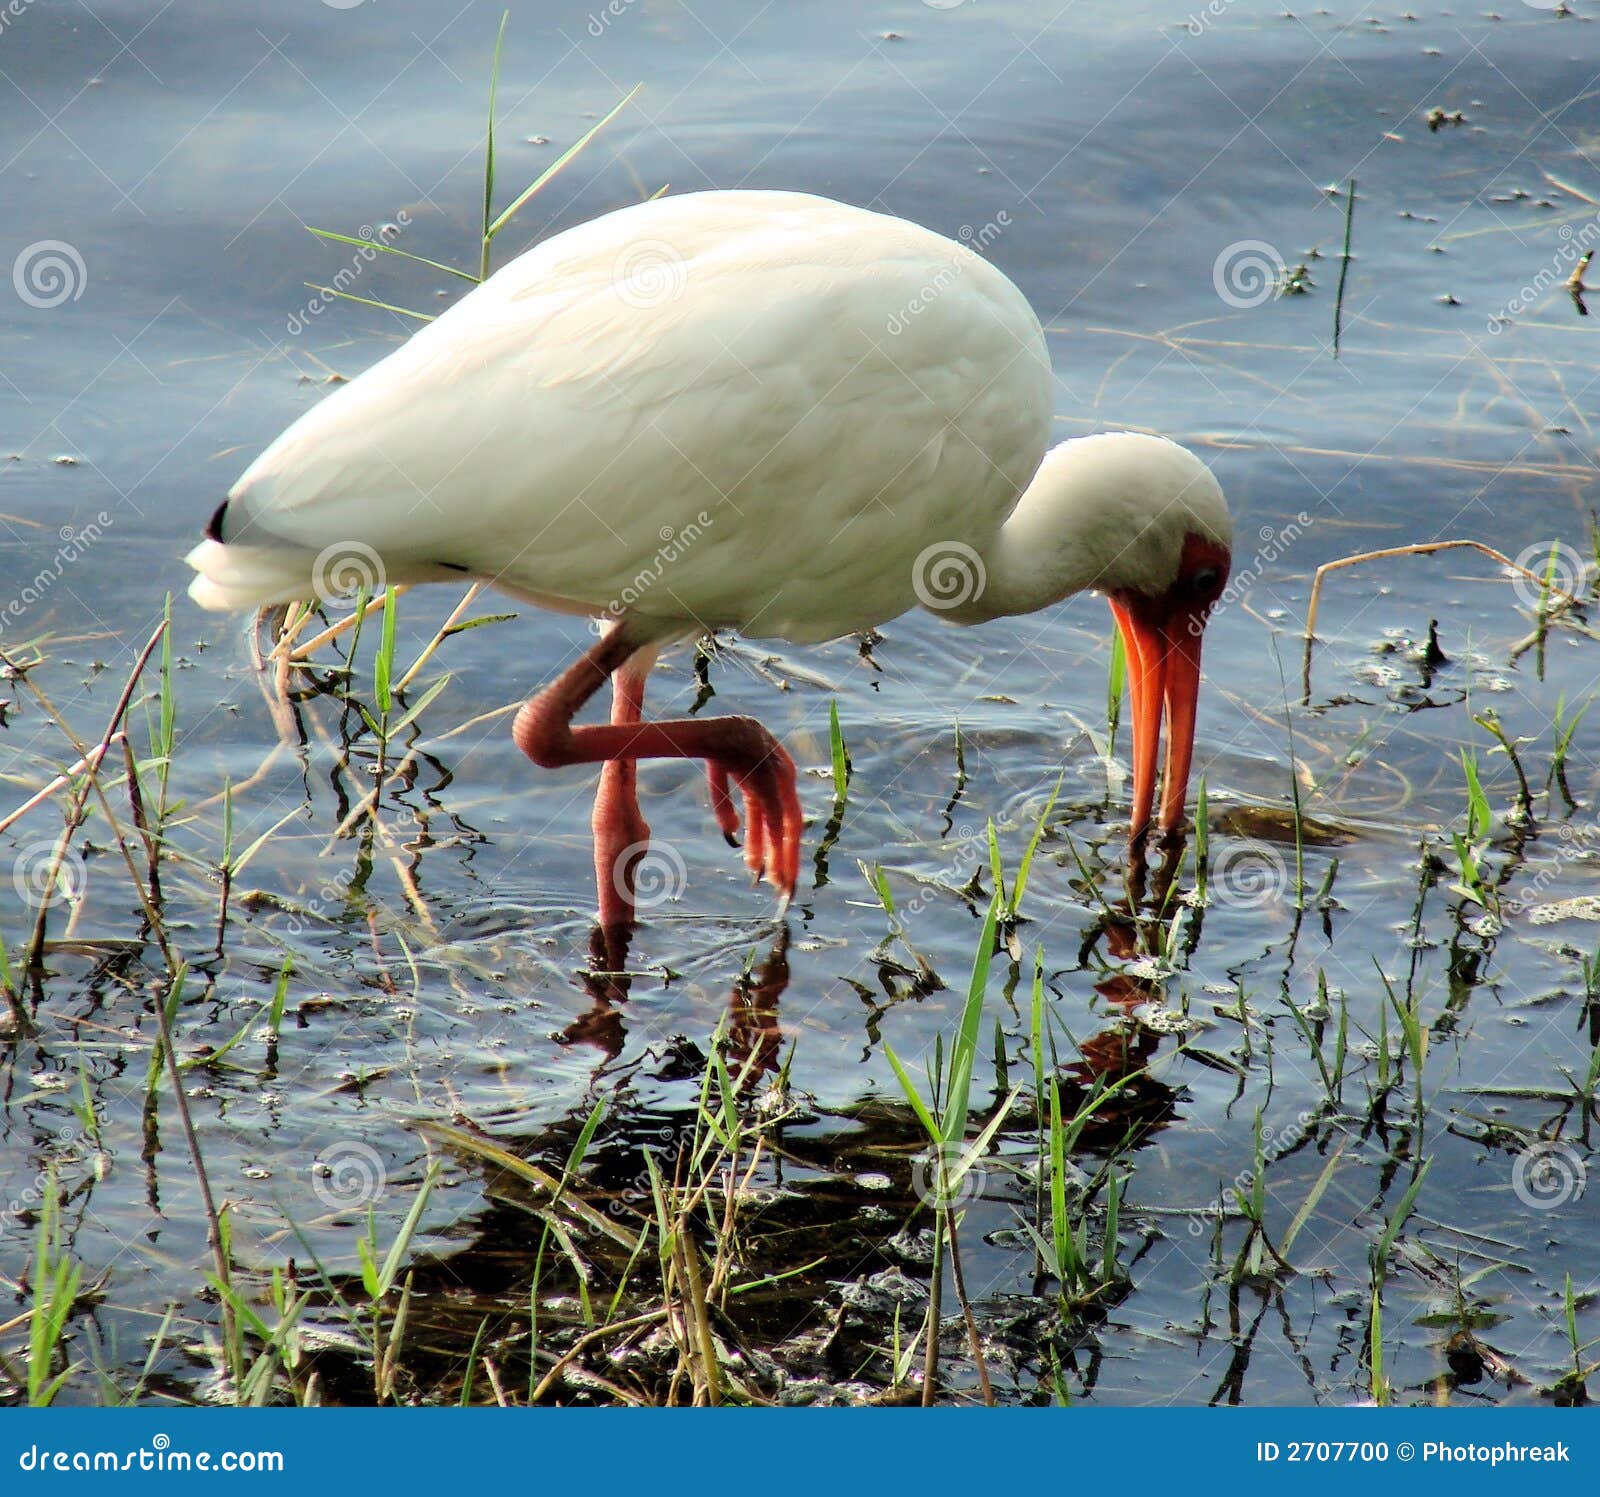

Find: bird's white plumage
<box><xmin>190</xmin><ymin>190</ymin><xmax>1054</xmax><ymax>642</ymax></box>
<box><xmin>951</xmin><ymin>431</ymin><xmax>1233</xmax><ymax>622</ymax></box>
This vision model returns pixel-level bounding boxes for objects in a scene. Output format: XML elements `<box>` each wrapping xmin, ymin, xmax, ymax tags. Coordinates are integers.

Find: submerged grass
<box><xmin>3</xmin><ymin>25</ymin><xmax>1599</xmax><ymax>1413</ymax></box>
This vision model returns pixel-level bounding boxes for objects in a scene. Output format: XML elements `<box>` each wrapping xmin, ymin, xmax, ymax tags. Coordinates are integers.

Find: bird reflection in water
<box><xmin>558</xmin><ymin>917</ymin><xmax>791</xmax><ymax>1077</ymax></box>
<box><xmin>1061</xmin><ymin>875</ymin><xmax>1186</xmax><ymax>1145</ymax></box>
<box><xmin>559</xmin><ymin>825</ymin><xmax>1187</xmax><ymax>1133</ymax></box>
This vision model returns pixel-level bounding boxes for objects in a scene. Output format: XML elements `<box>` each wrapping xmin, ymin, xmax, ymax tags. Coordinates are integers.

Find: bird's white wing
<box><xmin>202</xmin><ymin>191</ymin><xmax>1050</xmax><ymax>640</ymax></box>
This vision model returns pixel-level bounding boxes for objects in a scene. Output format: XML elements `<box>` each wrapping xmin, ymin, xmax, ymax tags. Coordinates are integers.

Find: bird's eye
<box><xmin>1189</xmin><ymin>566</ymin><xmax>1220</xmax><ymax>594</ymax></box>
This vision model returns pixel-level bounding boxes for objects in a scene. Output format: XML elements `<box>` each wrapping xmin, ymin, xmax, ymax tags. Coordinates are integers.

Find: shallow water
<box><xmin>2</xmin><ymin>0</ymin><xmax>1598</xmax><ymax>1405</ymax></box>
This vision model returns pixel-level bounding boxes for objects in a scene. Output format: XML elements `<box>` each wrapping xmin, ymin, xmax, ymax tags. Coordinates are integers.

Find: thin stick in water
<box><xmin>1300</xmin><ymin>539</ymin><xmax>1582</xmax><ymax>700</ymax></box>
<box><xmin>1333</xmin><ymin>177</ymin><xmax>1356</xmax><ymax>358</ymax></box>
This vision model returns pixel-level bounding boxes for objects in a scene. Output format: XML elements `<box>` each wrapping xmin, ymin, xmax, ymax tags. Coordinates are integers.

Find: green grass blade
<box><xmin>1373</xmin><ymin>1158</ymin><xmax>1431</xmax><ymax>1279</ymax></box>
<box><xmin>883</xmin><ymin>1042</ymin><xmax>942</xmax><ymax>1147</ymax></box>
<box><xmin>387</xmin><ymin>673</ymin><xmax>452</xmax><ymax>736</ymax></box>
<box><xmin>303</xmin><ymin>284</ymin><xmax>435</xmax><ymax>322</ymax></box>
<box><xmin>375</xmin><ymin>1161</ymin><xmax>441</xmax><ymax>1297</ymax></box>
<box><xmin>486</xmin><ymin>85</ymin><xmax>644</xmax><ymax>242</ymax></box>
<box><xmin>374</xmin><ymin>586</ymin><xmax>398</xmax><ymax>716</ymax></box>
<box><xmin>1281</xmin><ymin>1141</ymin><xmax>1345</xmax><ymax>1255</ymax></box>
<box><xmin>942</xmin><ymin>895</ymin><xmax>1000</xmax><ymax>1144</ymax></box>
<box><xmin>1106</xmin><ymin>625</ymin><xmax>1126</xmax><ymax>743</ymax></box>
<box><xmin>306</xmin><ymin>227</ymin><xmax>478</xmax><ymax>282</ymax></box>
<box><xmin>1009</xmin><ymin>774</ymin><xmax>1061</xmax><ymax>917</ymax></box>
<box><xmin>1460</xmin><ymin>750</ymin><xmax>1490</xmax><ymax>840</ymax></box>
<box><xmin>828</xmin><ymin>700</ymin><xmax>849</xmax><ymax>800</ymax></box>
<box><xmin>481</xmin><ymin>11</ymin><xmax>509</xmax><ymax>278</ymax></box>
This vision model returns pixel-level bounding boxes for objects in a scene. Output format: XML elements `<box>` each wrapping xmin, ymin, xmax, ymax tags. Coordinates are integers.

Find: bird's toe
<box><xmin>707</xmin><ymin>762</ymin><xmax>741</xmax><ymax>843</ymax></box>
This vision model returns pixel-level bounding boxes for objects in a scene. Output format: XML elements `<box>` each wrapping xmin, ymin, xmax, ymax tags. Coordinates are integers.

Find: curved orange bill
<box><xmin>1108</xmin><ymin>591</ymin><xmax>1209</xmax><ymax>841</ymax></box>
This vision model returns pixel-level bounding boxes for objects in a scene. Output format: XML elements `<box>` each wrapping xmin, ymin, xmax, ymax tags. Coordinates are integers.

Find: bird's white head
<box><xmin>962</xmin><ymin>432</ymin><xmax>1233</xmax><ymax>841</ymax></box>
<box><xmin>1028</xmin><ymin>432</ymin><xmax>1232</xmax><ymax>601</ymax></box>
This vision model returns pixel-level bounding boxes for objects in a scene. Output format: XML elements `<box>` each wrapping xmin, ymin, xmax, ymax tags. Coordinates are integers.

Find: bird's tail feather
<box><xmin>185</xmin><ymin>538</ymin><xmax>327</xmax><ymax>612</ymax></box>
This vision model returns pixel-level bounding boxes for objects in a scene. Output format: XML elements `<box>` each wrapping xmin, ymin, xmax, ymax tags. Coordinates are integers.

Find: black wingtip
<box><xmin>204</xmin><ymin>499</ymin><xmax>229</xmax><ymax>543</ymax></box>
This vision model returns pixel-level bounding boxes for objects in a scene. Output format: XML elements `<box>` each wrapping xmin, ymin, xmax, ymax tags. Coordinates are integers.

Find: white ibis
<box><xmin>188</xmin><ymin>190</ymin><xmax>1233</xmax><ymax>926</ymax></box>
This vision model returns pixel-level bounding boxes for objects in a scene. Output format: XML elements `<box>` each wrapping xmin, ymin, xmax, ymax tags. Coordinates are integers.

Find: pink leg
<box><xmin>513</xmin><ymin>629</ymin><xmax>803</xmax><ymax>916</ymax></box>
<box><xmin>592</xmin><ymin>654</ymin><xmax>652</xmax><ymax>928</ymax></box>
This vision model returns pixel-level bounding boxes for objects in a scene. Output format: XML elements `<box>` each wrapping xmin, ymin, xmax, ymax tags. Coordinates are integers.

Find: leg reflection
<box><xmin>559</xmin><ymin>921</ymin><xmax>794</xmax><ymax>1076</ymax></box>
<box><xmin>1124</xmin><ymin>826</ymin><xmax>1187</xmax><ymax>912</ymax></box>
<box><xmin>726</xmin><ymin>924</ymin><xmax>791</xmax><ymax>1079</ymax></box>
<box><xmin>557</xmin><ymin>920</ymin><xmax>635</xmax><ymax>1060</ymax></box>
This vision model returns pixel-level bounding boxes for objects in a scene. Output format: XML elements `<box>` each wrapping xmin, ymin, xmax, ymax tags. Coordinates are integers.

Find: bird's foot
<box><xmin>705</xmin><ymin>735</ymin><xmax>802</xmax><ymax>904</ymax></box>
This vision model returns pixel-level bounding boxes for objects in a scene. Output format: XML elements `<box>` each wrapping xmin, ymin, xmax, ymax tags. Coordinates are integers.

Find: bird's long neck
<box><xmin>944</xmin><ymin>460</ymin><xmax>1104</xmax><ymax>624</ymax></box>
<box><xmin>942</xmin><ymin>432</ymin><xmax>1222</xmax><ymax>625</ymax></box>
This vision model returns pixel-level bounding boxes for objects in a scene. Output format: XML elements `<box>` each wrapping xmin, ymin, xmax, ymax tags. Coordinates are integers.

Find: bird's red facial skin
<box><xmin>1108</xmin><ymin>534</ymin><xmax>1231</xmax><ymax>841</ymax></box>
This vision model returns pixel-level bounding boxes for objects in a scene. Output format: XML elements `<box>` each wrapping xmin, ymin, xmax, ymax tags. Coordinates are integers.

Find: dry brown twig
<box><xmin>1300</xmin><ymin>539</ymin><xmax>1586</xmax><ymax>699</ymax></box>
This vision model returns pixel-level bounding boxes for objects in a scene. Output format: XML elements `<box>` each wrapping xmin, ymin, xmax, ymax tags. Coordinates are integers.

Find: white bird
<box><xmin>188</xmin><ymin>189</ymin><xmax>1233</xmax><ymax>927</ymax></box>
